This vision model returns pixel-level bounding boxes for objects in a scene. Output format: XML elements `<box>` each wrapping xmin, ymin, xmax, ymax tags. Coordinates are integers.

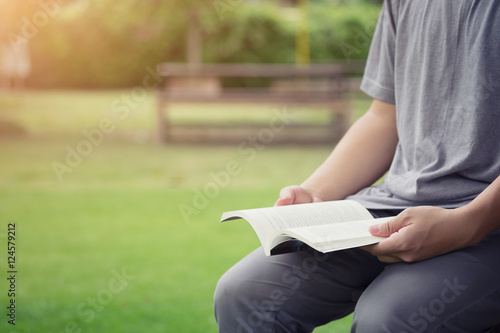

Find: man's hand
<box><xmin>364</xmin><ymin>206</ymin><xmax>478</xmax><ymax>263</ymax></box>
<box><xmin>274</xmin><ymin>185</ymin><xmax>323</xmax><ymax>206</ymax></box>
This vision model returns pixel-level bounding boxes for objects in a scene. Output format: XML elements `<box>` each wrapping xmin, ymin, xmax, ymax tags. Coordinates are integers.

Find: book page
<box><xmin>277</xmin><ymin>217</ymin><xmax>392</xmax><ymax>253</ymax></box>
<box><xmin>220</xmin><ymin>200</ymin><xmax>373</xmax><ymax>253</ymax></box>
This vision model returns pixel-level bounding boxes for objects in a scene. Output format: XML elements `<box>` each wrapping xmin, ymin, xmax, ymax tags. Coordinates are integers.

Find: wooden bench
<box><xmin>155</xmin><ymin>63</ymin><xmax>351</xmax><ymax>145</ymax></box>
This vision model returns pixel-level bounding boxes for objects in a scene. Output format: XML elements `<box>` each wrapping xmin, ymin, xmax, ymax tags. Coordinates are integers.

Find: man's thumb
<box><xmin>369</xmin><ymin>217</ymin><xmax>402</xmax><ymax>237</ymax></box>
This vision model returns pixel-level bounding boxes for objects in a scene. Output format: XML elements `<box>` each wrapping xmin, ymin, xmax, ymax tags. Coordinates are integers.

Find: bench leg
<box><xmin>330</xmin><ymin>99</ymin><xmax>351</xmax><ymax>143</ymax></box>
<box><xmin>156</xmin><ymin>99</ymin><xmax>170</xmax><ymax>143</ymax></box>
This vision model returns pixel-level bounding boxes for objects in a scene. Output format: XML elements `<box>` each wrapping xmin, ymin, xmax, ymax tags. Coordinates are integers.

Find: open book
<box><xmin>220</xmin><ymin>200</ymin><xmax>394</xmax><ymax>256</ymax></box>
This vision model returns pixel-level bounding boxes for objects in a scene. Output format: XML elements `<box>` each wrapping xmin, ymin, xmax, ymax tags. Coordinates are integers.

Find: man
<box><xmin>214</xmin><ymin>1</ymin><xmax>500</xmax><ymax>331</ymax></box>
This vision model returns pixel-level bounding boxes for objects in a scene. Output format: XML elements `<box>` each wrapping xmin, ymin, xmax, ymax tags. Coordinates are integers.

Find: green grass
<box><xmin>0</xmin><ymin>90</ymin><xmax>371</xmax><ymax>332</ymax></box>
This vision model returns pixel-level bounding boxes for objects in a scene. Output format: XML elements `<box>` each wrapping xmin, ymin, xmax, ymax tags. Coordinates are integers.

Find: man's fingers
<box><xmin>275</xmin><ymin>196</ymin><xmax>293</xmax><ymax>206</ymax></box>
<box><xmin>276</xmin><ymin>185</ymin><xmax>309</xmax><ymax>206</ymax></box>
<box><xmin>375</xmin><ymin>254</ymin><xmax>403</xmax><ymax>263</ymax></box>
<box><xmin>369</xmin><ymin>220</ymin><xmax>397</xmax><ymax>237</ymax></box>
<box><xmin>369</xmin><ymin>212</ymin><xmax>409</xmax><ymax>237</ymax></box>
<box><xmin>275</xmin><ymin>185</ymin><xmax>322</xmax><ymax>206</ymax></box>
<box><xmin>275</xmin><ymin>187</ymin><xmax>297</xmax><ymax>206</ymax></box>
<box><xmin>362</xmin><ymin>243</ymin><xmax>403</xmax><ymax>263</ymax></box>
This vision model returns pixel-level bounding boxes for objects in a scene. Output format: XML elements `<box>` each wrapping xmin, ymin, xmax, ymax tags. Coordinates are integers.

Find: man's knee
<box><xmin>214</xmin><ymin>269</ymin><xmax>242</xmax><ymax>319</ymax></box>
<box><xmin>352</xmin><ymin>297</ymin><xmax>415</xmax><ymax>333</ymax></box>
<box><xmin>214</xmin><ymin>268</ymin><xmax>278</xmax><ymax>333</ymax></box>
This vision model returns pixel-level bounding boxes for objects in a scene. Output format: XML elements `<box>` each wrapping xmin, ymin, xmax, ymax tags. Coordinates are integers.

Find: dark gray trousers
<box><xmin>214</xmin><ymin>210</ymin><xmax>500</xmax><ymax>332</ymax></box>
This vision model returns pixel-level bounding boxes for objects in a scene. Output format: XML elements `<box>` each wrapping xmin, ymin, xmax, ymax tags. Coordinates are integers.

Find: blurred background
<box><xmin>0</xmin><ymin>0</ymin><xmax>382</xmax><ymax>332</ymax></box>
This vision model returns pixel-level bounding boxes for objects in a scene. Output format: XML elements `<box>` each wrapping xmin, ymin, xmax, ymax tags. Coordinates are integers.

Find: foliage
<box><xmin>203</xmin><ymin>3</ymin><xmax>296</xmax><ymax>64</ymax></box>
<box><xmin>308</xmin><ymin>4</ymin><xmax>381</xmax><ymax>62</ymax></box>
<box><xmin>1</xmin><ymin>1</ymin><xmax>381</xmax><ymax>88</ymax></box>
<box><xmin>27</xmin><ymin>0</ymin><xmax>186</xmax><ymax>88</ymax></box>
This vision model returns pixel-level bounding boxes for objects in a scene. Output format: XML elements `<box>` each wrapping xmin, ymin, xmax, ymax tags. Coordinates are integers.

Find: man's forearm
<box><xmin>301</xmin><ymin>99</ymin><xmax>399</xmax><ymax>201</ymax></box>
<box><xmin>458</xmin><ymin>174</ymin><xmax>500</xmax><ymax>243</ymax></box>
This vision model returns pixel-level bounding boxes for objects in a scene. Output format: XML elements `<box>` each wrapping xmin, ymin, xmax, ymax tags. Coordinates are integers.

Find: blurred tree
<box><xmin>6</xmin><ymin>0</ymin><xmax>381</xmax><ymax>88</ymax></box>
<box><xmin>166</xmin><ymin>0</ymin><xmax>213</xmax><ymax>64</ymax></box>
<box><xmin>296</xmin><ymin>0</ymin><xmax>310</xmax><ymax>64</ymax></box>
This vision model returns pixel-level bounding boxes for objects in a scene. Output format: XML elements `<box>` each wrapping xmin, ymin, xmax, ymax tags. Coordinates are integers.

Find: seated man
<box><xmin>214</xmin><ymin>1</ymin><xmax>500</xmax><ymax>332</ymax></box>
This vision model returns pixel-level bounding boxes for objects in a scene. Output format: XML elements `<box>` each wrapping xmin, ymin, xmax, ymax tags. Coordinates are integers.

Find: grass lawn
<box><xmin>0</xmin><ymin>90</ymin><xmax>371</xmax><ymax>332</ymax></box>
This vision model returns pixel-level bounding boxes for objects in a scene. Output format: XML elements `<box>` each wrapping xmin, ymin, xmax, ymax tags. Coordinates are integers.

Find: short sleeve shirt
<box><xmin>348</xmin><ymin>0</ymin><xmax>500</xmax><ymax>209</ymax></box>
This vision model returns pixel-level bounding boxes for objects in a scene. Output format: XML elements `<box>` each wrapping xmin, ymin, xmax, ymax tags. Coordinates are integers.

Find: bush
<box><xmin>27</xmin><ymin>1</ymin><xmax>185</xmax><ymax>88</ymax></box>
<box><xmin>308</xmin><ymin>4</ymin><xmax>381</xmax><ymax>62</ymax></box>
<box><xmin>24</xmin><ymin>1</ymin><xmax>381</xmax><ymax>88</ymax></box>
<box><xmin>202</xmin><ymin>4</ymin><xmax>295</xmax><ymax>64</ymax></box>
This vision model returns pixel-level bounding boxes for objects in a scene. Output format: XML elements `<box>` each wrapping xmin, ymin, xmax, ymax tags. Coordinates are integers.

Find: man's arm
<box><xmin>276</xmin><ymin>99</ymin><xmax>398</xmax><ymax>206</ymax></box>
<box><xmin>367</xmin><ymin>175</ymin><xmax>500</xmax><ymax>263</ymax></box>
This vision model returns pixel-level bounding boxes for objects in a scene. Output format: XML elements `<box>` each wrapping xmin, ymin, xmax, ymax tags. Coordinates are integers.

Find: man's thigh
<box><xmin>352</xmin><ymin>230</ymin><xmax>500</xmax><ymax>333</ymax></box>
<box><xmin>214</xmin><ymin>246</ymin><xmax>386</xmax><ymax>333</ymax></box>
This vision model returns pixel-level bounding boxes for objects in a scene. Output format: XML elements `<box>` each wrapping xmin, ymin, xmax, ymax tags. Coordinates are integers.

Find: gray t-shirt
<box><xmin>348</xmin><ymin>0</ymin><xmax>500</xmax><ymax>209</ymax></box>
